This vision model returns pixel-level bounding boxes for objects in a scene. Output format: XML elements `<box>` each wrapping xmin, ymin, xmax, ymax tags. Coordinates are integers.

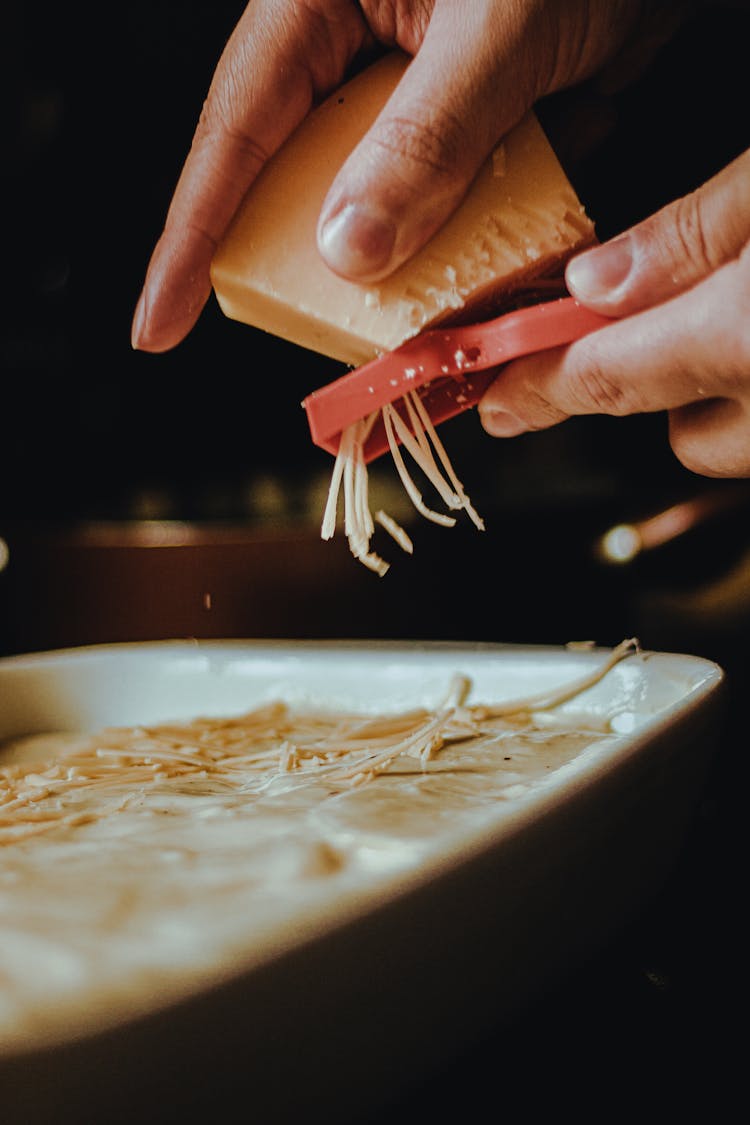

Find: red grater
<box><xmin>302</xmin><ymin>297</ymin><xmax>611</xmax><ymax>463</ymax></box>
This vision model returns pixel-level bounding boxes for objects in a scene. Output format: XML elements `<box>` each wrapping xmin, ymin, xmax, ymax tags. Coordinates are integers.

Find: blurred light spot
<box><xmin>599</xmin><ymin>524</ymin><xmax>641</xmax><ymax>564</ymax></box>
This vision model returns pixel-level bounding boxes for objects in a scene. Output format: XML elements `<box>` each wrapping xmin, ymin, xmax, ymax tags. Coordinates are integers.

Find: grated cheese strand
<box><xmin>0</xmin><ymin>641</ymin><xmax>639</xmax><ymax>845</ymax></box>
<box><xmin>375</xmin><ymin>510</ymin><xmax>413</xmax><ymax>554</ymax></box>
<box><xmin>323</xmin><ymin>417</ymin><xmax>390</xmax><ymax>574</ymax></box>
<box><xmin>320</xmin><ymin>387</ymin><xmax>484</xmax><ymax>573</ymax></box>
<box><xmin>321</xmin><ymin>440</ymin><xmax>347</xmax><ymax>540</ymax></box>
<box><xmin>478</xmin><ymin>638</ymin><xmax>641</xmax><ymax>718</ymax></box>
<box><xmin>407</xmin><ymin>391</ymin><xmax>485</xmax><ymax>531</ymax></box>
<box><xmin>382</xmin><ymin>405</ymin><xmax>456</xmax><ymax>527</ymax></box>
<box><xmin>400</xmin><ymin>395</ymin><xmax>462</xmax><ymax>509</ymax></box>
<box><xmin>386</xmin><ymin>402</ymin><xmax>462</xmax><ymax>513</ymax></box>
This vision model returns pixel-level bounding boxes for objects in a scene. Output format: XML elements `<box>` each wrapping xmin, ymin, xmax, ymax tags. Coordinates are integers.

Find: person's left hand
<box><xmin>479</xmin><ymin>147</ymin><xmax>750</xmax><ymax>477</ymax></box>
<box><xmin>130</xmin><ymin>0</ymin><xmax>665</xmax><ymax>354</ymax></box>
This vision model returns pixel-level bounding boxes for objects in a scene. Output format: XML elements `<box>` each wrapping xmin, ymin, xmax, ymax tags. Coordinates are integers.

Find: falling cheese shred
<box><xmin>322</xmin><ymin>391</ymin><xmax>484</xmax><ymax>573</ymax></box>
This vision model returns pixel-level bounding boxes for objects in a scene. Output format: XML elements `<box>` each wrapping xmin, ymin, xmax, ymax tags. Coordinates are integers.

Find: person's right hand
<box><xmin>132</xmin><ymin>0</ymin><xmax>677</xmax><ymax>353</ymax></box>
<box><xmin>479</xmin><ymin>148</ymin><xmax>750</xmax><ymax>477</ymax></box>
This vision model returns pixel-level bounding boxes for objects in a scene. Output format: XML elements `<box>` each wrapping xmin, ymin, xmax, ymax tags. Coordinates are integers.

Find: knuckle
<box><xmin>511</xmin><ymin>376</ymin><xmax>567</xmax><ymax>429</ymax></box>
<box><xmin>195</xmin><ymin>89</ymin><xmax>271</xmax><ymax>177</ymax></box>
<box><xmin>565</xmin><ymin>348</ymin><xmax>630</xmax><ymax>415</ymax></box>
<box><xmin>368</xmin><ymin>104</ymin><xmax>465</xmax><ymax>180</ymax></box>
<box><xmin>183</xmin><ymin>220</ymin><xmax>218</xmax><ymax>253</ymax></box>
<box><xmin>669</xmin><ymin>190</ymin><xmax>717</xmax><ymax>277</ymax></box>
<box><xmin>358</xmin><ymin>0</ymin><xmax>432</xmax><ymax>45</ymax></box>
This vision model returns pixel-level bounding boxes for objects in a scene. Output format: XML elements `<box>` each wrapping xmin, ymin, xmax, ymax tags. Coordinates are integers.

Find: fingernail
<box><xmin>567</xmin><ymin>235</ymin><xmax>633</xmax><ymax>301</ymax></box>
<box><xmin>319</xmin><ymin>203</ymin><xmax>397</xmax><ymax>278</ymax></box>
<box><xmin>131</xmin><ymin>290</ymin><xmax>146</xmax><ymax>349</ymax></box>
<box><xmin>479</xmin><ymin>410</ymin><xmax>528</xmax><ymax>438</ymax></box>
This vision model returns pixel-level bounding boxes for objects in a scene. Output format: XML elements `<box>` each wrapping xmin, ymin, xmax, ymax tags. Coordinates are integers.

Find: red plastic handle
<box><xmin>302</xmin><ymin>298</ymin><xmax>611</xmax><ymax>461</ymax></box>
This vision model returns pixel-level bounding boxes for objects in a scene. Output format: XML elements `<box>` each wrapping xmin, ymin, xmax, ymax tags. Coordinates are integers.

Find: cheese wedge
<box><xmin>211</xmin><ymin>51</ymin><xmax>595</xmax><ymax>366</ymax></box>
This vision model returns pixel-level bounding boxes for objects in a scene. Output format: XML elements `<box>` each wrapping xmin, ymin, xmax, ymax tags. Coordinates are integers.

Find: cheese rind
<box><xmin>211</xmin><ymin>52</ymin><xmax>595</xmax><ymax>366</ymax></box>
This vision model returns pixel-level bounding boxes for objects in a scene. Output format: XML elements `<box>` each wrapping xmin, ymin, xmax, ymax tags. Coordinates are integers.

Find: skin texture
<box><xmin>131</xmin><ymin>0</ymin><xmax>648</xmax><ymax>352</ymax></box>
<box><xmin>479</xmin><ymin>149</ymin><xmax>750</xmax><ymax>477</ymax></box>
<box><xmin>131</xmin><ymin>0</ymin><xmax>749</xmax><ymax>478</ymax></box>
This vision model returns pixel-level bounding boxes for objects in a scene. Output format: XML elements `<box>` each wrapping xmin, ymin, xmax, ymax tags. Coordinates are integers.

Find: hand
<box><xmin>131</xmin><ymin>0</ymin><xmax>668</xmax><ymax>353</ymax></box>
<box><xmin>479</xmin><ymin>148</ymin><xmax>750</xmax><ymax>477</ymax></box>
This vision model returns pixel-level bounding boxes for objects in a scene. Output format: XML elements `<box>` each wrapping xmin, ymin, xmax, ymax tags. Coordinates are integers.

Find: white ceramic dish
<box><xmin>0</xmin><ymin>639</ymin><xmax>724</xmax><ymax>1125</ymax></box>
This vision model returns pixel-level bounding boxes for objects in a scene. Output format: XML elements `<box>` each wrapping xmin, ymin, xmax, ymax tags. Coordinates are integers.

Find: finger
<box><xmin>668</xmin><ymin>396</ymin><xmax>750</xmax><ymax>478</ymax></box>
<box><xmin>316</xmin><ymin>1</ymin><xmax>547</xmax><ymax>282</ymax></box>
<box><xmin>316</xmin><ymin>0</ymin><xmax>654</xmax><ymax>282</ymax></box>
<box><xmin>479</xmin><ymin>247</ymin><xmax>750</xmax><ymax>434</ymax></box>
<box><xmin>132</xmin><ymin>1</ymin><xmax>367</xmax><ymax>352</ymax></box>
<box><xmin>565</xmin><ymin>147</ymin><xmax>750</xmax><ymax>316</ymax></box>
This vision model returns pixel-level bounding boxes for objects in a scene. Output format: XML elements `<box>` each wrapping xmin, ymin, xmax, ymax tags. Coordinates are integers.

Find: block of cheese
<box><xmin>210</xmin><ymin>51</ymin><xmax>595</xmax><ymax>367</ymax></box>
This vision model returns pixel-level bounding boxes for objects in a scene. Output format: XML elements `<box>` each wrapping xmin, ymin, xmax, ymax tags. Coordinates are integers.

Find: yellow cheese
<box><xmin>210</xmin><ymin>51</ymin><xmax>595</xmax><ymax>367</ymax></box>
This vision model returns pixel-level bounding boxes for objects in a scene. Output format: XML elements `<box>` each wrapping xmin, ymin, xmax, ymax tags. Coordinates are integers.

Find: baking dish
<box><xmin>0</xmin><ymin>639</ymin><xmax>724</xmax><ymax>1124</ymax></box>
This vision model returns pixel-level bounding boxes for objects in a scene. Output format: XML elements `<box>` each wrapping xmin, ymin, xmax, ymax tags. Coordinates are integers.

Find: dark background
<box><xmin>2</xmin><ymin>2</ymin><xmax>749</xmax><ymax>1120</ymax></box>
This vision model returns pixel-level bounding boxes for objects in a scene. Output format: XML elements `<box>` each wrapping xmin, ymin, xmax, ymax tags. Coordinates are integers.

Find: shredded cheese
<box><xmin>0</xmin><ymin>640</ymin><xmax>638</xmax><ymax>845</ymax></box>
<box><xmin>0</xmin><ymin>641</ymin><xmax>643</xmax><ymax>1050</ymax></box>
<box><xmin>321</xmin><ymin>393</ymin><xmax>484</xmax><ymax>572</ymax></box>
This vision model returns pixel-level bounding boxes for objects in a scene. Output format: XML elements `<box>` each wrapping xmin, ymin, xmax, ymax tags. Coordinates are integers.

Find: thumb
<box><xmin>316</xmin><ymin>9</ymin><xmax>538</xmax><ymax>282</ymax></box>
<box><xmin>566</xmin><ymin>147</ymin><xmax>750</xmax><ymax>316</ymax></box>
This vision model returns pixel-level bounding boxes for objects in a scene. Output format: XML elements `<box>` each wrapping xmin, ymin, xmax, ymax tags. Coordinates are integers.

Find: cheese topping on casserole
<box><xmin>0</xmin><ymin>641</ymin><xmax>636</xmax><ymax>1050</ymax></box>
